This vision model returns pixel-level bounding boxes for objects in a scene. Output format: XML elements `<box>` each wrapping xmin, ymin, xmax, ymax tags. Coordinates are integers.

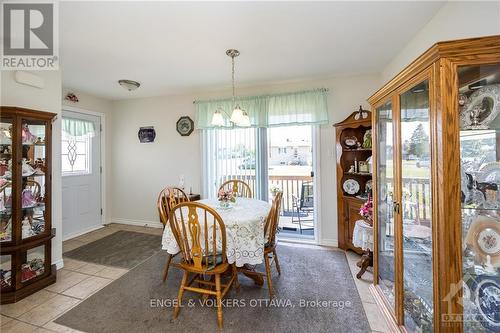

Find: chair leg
<box><xmin>162</xmin><ymin>254</ymin><xmax>173</xmax><ymax>282</ymax></box>
<box><xmin>273</xmin><ymin>249</ymin><xmax>281</xmax><ymax>276</ymax></box>
<box><xmin>173</xmin><ymin>271</ymin><xmax>188</xmax><ymax>319</ymax></box>
<box><xmin>215</xmin><ymin>273</ymin><xmax>223</xmax><ymax>330</ymax></box>
<box><xmin>297</xmin><ymin>207</ymin><xmax>303</xmax><ymax>234</ymax></box>
<box><xmin>264</xmin><ymin>253</ymin><xmax>273</xmax><ymax>298</ymax></box>
<box><xmin>232</xmin><ymin>264</ymin><xmax>240</xmax><ymax>292</ymax></box>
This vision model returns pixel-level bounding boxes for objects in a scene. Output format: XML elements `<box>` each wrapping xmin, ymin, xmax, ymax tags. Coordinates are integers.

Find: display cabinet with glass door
<box><xmin>0</xmin><ymin>106</ymin><xmax>57</xmax><ymax>304</ymax></box>
<box><xmin>369</xmin><ymin>35</ymin><xmax>500</xmax><ymax>333</ymax></box>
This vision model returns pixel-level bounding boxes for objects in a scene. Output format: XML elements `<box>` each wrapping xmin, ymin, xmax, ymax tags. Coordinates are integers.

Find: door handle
<box><xmin>310</xmin><ymin>171</ymin><xmax>315</xmax><ymax>177</ymax></box>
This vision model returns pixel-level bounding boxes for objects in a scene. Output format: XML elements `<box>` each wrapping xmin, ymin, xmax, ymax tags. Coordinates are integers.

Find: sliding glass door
<box><xmin>268</xmin><ymin>125</ymin><xmax>315</xmax><ymax>238</ymax></box>
<box><xmin>202</xmin><ymin>127</ymin><xmax>258</xmax><ymax>198</ymax></box>
<box><xmin>203</xmin><ymin>125</ymin><xmax>317</xmax><ymax>239</ymax></box>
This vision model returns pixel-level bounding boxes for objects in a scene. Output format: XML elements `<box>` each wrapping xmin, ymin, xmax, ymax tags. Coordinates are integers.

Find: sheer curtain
<box><xmin>199</xmin><ymin>88</ymin><xmax>328</xmax><ymax>199</ymax></box>
<box><xmin>195</xmin><ymin>88</ymin><xmax>328</xmax><ymax>129</ymax></box>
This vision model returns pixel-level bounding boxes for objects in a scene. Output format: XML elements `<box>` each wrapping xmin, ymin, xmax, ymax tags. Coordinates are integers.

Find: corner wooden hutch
<box><xmin>335</xmin><ymin>107</ymin><xmax>372</xmax><ymax>254</ymax></box>
<box><xmin>1</xmin><ymin>107</ymin><xmax>57</xmax><ymax>304</ymax></box>
<box><xmin>369</xmin><ymin>35</ymin><xmax>500</xmax><ymax>332</ymax></box>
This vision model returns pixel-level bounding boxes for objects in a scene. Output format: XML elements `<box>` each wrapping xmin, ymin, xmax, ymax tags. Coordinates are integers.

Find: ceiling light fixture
<box><xmin>118</xmin><ymin>79</ymin><xmax>140</xmax><ymax>91</ymax></box>
<box><xmin>211</xmin><ymin>49</ymin><xmax>250</xmax><ymax>127</ymax></box>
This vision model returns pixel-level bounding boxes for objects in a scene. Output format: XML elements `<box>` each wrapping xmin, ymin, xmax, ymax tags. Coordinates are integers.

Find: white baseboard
<box><xmin>63</xmin><ymin>225</ymin><xmax>105</xmax><ymax>241</ymax></box>
<box><xmin>53</xmin><ymin>259</ymin><xmax>64</xmax><ymax>270</ymax></box>
<box><xmin>319</xmin><ymin>238</ymin><xmax>338</xmax><ymax>247</ymax></box>
<box><xmin>110</xmin><ymin>218</ymin><xmax>163</xmax><ymax>229</ymax></box>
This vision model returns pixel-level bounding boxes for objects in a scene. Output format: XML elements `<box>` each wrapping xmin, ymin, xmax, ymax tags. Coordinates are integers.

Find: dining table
<box><xmin>161</xmin><ymin>197</ymin><xmax>272</xmax><ymax>284</ymax></box>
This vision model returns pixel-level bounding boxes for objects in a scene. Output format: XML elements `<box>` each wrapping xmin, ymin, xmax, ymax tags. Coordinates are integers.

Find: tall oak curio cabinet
<box><xmin>369</xmin><ymin>35</ymin><xmax>500</xmax><ymax>333</ymax></box>
<box><xmin>0</xmin><ymin>107</ymin><xmax>57</xmax><ymax>303</ymax></box>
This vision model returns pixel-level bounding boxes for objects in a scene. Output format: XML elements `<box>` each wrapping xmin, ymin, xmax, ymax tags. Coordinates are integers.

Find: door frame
<box><xmin>61</xmin><ymin>105</ymin><xmax>106</xmax><ymax>230</ymax></box>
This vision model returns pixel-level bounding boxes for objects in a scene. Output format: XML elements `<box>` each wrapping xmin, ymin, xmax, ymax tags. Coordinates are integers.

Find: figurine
<box><xmin>362</xmin><ymin>130</ymin><xmax>372</xmax><ymax>149</ymax></box>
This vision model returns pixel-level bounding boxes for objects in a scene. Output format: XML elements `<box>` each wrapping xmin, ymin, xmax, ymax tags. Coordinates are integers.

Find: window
<box><xmin>62</xmin><ymin>132</ymin><xmax>91</xmax><ymax>175</ymax></box>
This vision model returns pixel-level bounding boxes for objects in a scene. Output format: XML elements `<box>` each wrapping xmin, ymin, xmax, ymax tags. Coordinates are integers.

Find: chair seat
<box><xmin>180</xmin><ymin>253</ymin><xmax>228</xmax><ymax>273</ymax></box>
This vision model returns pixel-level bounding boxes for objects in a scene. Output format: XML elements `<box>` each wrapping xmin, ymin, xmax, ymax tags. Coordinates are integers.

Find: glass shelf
<box><xmin>459</xmin><ymin>62</ymin><xmax>500</xmax><ymax>333</ymax></box>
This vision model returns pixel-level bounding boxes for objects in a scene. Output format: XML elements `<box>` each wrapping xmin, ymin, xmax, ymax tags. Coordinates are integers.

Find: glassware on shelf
<box><xmin>0</xmin><ymin>116</ymin><xmax>12</xmax><ymax>244</ymax></box>
<box><xmin>0</xmin><ymin>254</ymin><xmax>11</xmax><ymax>290</ymax></box>
<box><xmin>459</xmin><ymin>63</ymin><xmax>500</xmax><ymax>333</ymax></box>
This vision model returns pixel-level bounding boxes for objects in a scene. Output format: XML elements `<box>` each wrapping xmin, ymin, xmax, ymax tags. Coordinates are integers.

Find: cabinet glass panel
<box><xmin>21</xmin><ymin>120</ymin><xmax>47</xmax><ymax>240</ymax></box>
<box><xmin>376</xmin><ymin>101</ymin><xmax>396</xmax><ymax>308</ymax></box>
<box><xmin>400</xmin><ymin>80</ymin><xmax>433</xmax><ymax>332</ymax></box>
<box><xmin>0</xmin><ymin>117</ymin><xmax>13</xmax><ymax>243</ymax></box>
<box><xmin>21</xmin><ymin>245</ymin><xmax>45</xmax><ymax>282</ymax></box>
<box><xmin>458</xmin><ymin>63</ymin><xmax>500</xmax><ymax>333</ymax></box>
<box><xmin>1</xmin><ymin>254</ymin><xmax>12</xmax><ymax>291</ymax></box>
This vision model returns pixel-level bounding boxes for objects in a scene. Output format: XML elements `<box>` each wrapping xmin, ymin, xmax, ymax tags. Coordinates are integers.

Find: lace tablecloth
<box><xmin>162</xmin><ymin>198</ymin><xmax>271</xmax><ymax>267</ymax></box>
<box><xmin>352</xmin><ymin>220</ymin><xmax>374</xmax><ymax>251</ymax></box>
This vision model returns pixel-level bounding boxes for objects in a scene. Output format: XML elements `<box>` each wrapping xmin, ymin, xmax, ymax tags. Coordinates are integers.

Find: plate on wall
<box><xmin>176</xmin><ymin>116</ymin><xmax>194</xmax><ymax>136</ymax></box>
<box><xmin>343</xmin><ymin>178</ymin><xmax>360</xmax><ymax>195</ymax></box>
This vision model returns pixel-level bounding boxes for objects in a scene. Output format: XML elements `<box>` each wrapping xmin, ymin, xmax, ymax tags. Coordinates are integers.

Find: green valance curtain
<box><xmin>62</xmin><ymin>117</ymin><xmax>96</xmax><ymax>137</ymax></box>
<box><xmin>195</xmin><ymin>88</ymin><xmax>329</xmax><ymax>129</ymax></box>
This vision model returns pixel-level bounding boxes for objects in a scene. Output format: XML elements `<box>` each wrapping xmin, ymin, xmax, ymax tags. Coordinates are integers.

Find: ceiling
<box><xmin>60</xmin><ymin>1</ymin><xmax>444</xmax><ymax>100</ymax></box>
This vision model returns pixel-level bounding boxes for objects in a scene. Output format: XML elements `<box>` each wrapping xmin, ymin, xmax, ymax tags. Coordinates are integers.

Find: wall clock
<box><xmin>176</xmin><ymin>116</ymin><xmax>194</xmax><ymax>136</ymax></box>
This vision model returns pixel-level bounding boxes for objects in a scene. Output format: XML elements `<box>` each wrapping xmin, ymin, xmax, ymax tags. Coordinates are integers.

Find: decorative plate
<box><xmin>176</xmin><ymin>116</ymin><xmax>194</xmax><ymax>136</ymax></box>
<box><xmin>474</xmin><ymin>278</ymin><xmax>500</xmax><ymax>332</ymax></box>
<box><xmin>344</xmin><ymin>136</ymin><xmax>359</xmax><ymax>149</ymax></box>
<box><xmin>461</xmin><ymin>84</ymin><xmax>500</xmax><ymax>129</ymax></box>
<box><xmin>343</xmin><ymin>179</ymin><xmax>360</xmax><ymax>195</ymax></box>
<box><xmin>478</xmin><ymin>161</ymin><xmax>500</xmax><ymax>183</ymax></box>
<box><xmin>465</xmin><ymin>215</ymin><xmax>500</xmax><ymax>267</ymax></box>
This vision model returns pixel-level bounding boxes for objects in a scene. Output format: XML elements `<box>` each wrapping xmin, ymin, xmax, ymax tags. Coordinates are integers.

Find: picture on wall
<box><xmin>138</xmin><ymin>126</ymin><xmax>156</xmax><ymax>143</ymax></box>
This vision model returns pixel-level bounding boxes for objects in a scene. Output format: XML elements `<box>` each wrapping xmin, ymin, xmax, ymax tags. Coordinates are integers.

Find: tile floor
<box><xmin>1</xmin><ymin>223</ymin><xmax>389</xmax><ymax>333</ymax></box>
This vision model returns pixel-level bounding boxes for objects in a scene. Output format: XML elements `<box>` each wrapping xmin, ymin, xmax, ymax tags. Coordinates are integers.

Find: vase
<box><xmin>219</xmin><ymin>200</ymin><xmax>230</xmax><ymax>209</ymax></box>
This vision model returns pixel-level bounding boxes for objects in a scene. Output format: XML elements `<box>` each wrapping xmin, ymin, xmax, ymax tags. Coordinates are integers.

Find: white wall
<box><xmin>109</xmin><ymin>74</ymin><xmax>380</xmax><ymax>245</ymax></box>
<box><xmin>382</xmin><ymin>1</ymin><xmax>500</xmax><ymax>83</ymax></box>
<box><xmin>62</xmin><ymin>88</ymin><xmax>113</xmax><ymax>224</ymax></box>
<box><xmin>1</xmin><ymin>70</ymin><xmax>63</xmax><ymax>268</ymax></box>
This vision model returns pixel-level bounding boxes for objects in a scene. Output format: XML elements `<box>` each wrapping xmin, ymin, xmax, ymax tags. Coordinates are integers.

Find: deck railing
<box><xmin>218</xmin><ymin>174</ymin><xmax>313</xmax><ymax>214</ymax></box>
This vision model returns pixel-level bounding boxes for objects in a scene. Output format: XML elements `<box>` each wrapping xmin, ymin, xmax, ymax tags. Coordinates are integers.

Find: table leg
<box><xmin>356</xmin><ymin>250</ymin><xmax>373</xmax><ymax>279</ymax></box>
<box><xmin>237</xmin><ymin>264</ymin><xmax>264</xmax><ymax>286</ymax></box>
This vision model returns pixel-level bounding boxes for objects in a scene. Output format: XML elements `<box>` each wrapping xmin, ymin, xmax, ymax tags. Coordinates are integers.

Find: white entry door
<box><xmin>61</xmin><ymin>110</ymin><xmax>101</xmax><ymax>240</ymax></box>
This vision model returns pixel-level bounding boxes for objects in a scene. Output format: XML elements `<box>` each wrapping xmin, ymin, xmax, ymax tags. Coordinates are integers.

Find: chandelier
<box><xmin>211</xmin><ymin>49</ymin><xmax>250</xmax><ymax>127</ymax></box>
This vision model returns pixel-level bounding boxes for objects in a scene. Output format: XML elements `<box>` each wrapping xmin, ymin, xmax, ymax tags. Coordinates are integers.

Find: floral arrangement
<box><xmin>218</xmin><ymin>188</ymin><xmax>236</xmax><ymax>203</ymax></box>
<box><xmin>359</xmin><ymin>195</ymin><xmax>373</xmax><ymax>225</ymax></box>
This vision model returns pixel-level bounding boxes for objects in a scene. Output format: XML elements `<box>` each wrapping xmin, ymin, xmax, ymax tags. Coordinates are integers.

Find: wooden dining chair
<box><xmin>157</xmin><ymin>187</ymin><xmax>189</xmax><ymax>282</ymax></box>
<box><xmin>263</xmin><ymin>191</ymin><xmax>283</xmax><ymax>298</ymax></box>
<box><xmin>169</xmin><ymin>202</ymin><xmax>239</xmax><ymax>329</ymax></box>
<box><xmin>218</xmin><ymin>179</ymin><xmax>252</xmax><ymax>198</ymax></box>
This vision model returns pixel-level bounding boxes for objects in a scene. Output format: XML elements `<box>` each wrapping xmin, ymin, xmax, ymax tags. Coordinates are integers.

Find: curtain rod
<box><xmin>192</xmin><ymin>87</ymin><xmax>329</xmax><ymax>104</ymax></box>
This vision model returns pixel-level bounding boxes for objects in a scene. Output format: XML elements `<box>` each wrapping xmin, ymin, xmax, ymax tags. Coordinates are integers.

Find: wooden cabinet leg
<box><xmin>356</xmin><ymin>250</ymin><xmax>373</xmax><ymax>279</ymax></box>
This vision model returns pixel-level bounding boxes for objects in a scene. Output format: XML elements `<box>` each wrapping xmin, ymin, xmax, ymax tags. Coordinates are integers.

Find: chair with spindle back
<box><xmin>169</xmin><ymin>202</ymin><xmax>239</xmax><ymax>329</ymax></box>
<box><xmin>157</xmin><ymin>187</ymin><xmax>190</xmax><ymax>282</ymax></box>
<box><xmin>262</xmin><ymin>191</ymin><xmax>283</xmax><ymax>298</ymax></box>
<box><xmin>218</xmin><ymin>179</ymin><xmax>252</xmax><ymax>198</ymax></box>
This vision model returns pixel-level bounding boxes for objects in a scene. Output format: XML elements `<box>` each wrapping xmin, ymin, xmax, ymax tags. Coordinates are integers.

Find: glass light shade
<box><xmin>238</xmin><ymin>111</ymin><xmax>251</xmax><ymax>127</ymax></box>
<box><xmin>211</xmin><ymin>110</ymin><xmax>225</xmax><ymax>126</ymax></box>
<box><xmin>118</xmin><ymin>79</ymin><xmax>140</xmax><ymax>91</ymax></box>
<box><xmin>230</xmin><ymin>105</ymin><xmax>244</xmax><ymax>124</ymax></box>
